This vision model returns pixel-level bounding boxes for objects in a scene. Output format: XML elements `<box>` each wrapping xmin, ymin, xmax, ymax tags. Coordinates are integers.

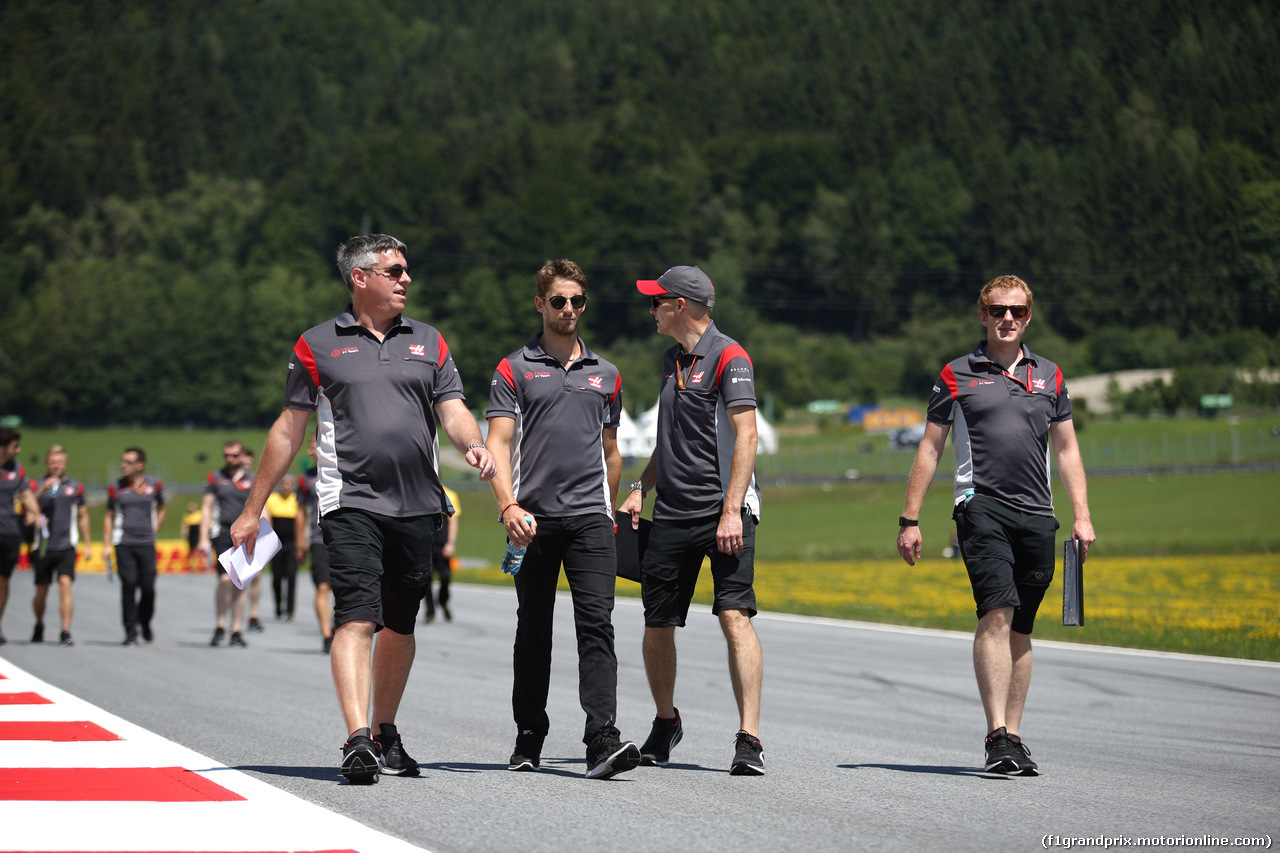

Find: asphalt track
<box><xmin>2</xmin><ymin>571</ymin><xmax>1277</xmax><ymax>852</ymax></box>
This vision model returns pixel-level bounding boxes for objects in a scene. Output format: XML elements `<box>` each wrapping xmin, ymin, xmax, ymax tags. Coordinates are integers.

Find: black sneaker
<box><xmin>373</xmin><ymin>723</ymin><xmax>420</xmax><ymax>777</ymax></box>
<box><xmin>31</xmin><ymin>623</ymin><xmax>44</xmax><ymax>643</ymax></box>
<box><xmin>1007</xmin><ymin>733</ymin><xmax>1040</xmax><ymax>776</ymax></box>
<box><xmin>122</xmin><ymin>633</ymin><xmax>139</xmax><ymax>647</ymax></box>
<box><xmin>730</xmin><ymin>730</ymin><xmax>766</xmax><ymax>776</ymax></box>
<box><xmin>340</xmin><ymin>729</ymin><xmax>380</xmax><ymax>785</ymax></box>
<box><xmin>984</xmin><ymin>726</ymin><xmax>1021</xmax><ymax>774</ymax></box>
<box><xmin>229</xmin><ymin>631</ymin><xmax>247</xmax><ymax>648</ymax></box>
<box><xmin>585</xmin><ymin>726</ymin><xmax>641</xmax><ymax>780</ymax></box>
<box><xmin>60</xmin><ymin>630</ymin><xmax>74</xmax><ymax>646</ymax></box>
<box><xmin>248</xmin><ymin>617</ymin><xmax>264</xmax><ymax>633</ymax></box>
<box><xmin>210</xmin><ymin>627</ymin><xmax>225</xmax><ymax>647</ymax></box>
<box><xmin>639</xmin><ymin>709</ymin><xmax>683</xmax><ymax>766</ymax></box>
<box><xmin>508</xmin><ymin>730</ymin><xmax>543</xmax><ymax>771</ymax></box>
<box><xmin>441</xmin><ymin>603</ymin><xmax>452</xmax><ymax>622</ymax></box>
<box><xmin>322</xmin><ymin>636</ymin><xmax>332</xmax><ymax>654</ymax></box>
<box><xmin>141</xmin><ymin>623</ymin><xmax>153</xmax><ymax>643</ymax></box>
<box><xmin>0</xmin><ymin>633</ymin><xmax>7</xmax><ymax>646</ymax></box>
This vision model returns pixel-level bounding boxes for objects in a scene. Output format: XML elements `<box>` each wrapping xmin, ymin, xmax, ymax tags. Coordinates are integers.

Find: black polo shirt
<box><xmin>486</xmin><ymin>334</ymin><xmax>622</xmax><ymax>518</ymax></box>
<box><xmin>106</xmin><ymin>476</ymin><xmax>164</xmax><ymax>546</ymax></box>
<box><xmin>35</xmin><ymin>476</ymin><xmax>85</xmax><ymax>550</ymax></box>
<box><xmin>651</xmin><ymin>321</ymin><xmax>761</xmax><ymax>522</ymax></box>
<box><xmin>0</xmin><ymin>461</ymin><xmax>29</xmax><ymax>538</ymax></box>
<box><xmin>204</xmin><ymin>466</ymin><xmax>253</xmax><ymax>538</ymax></box>
<box><xmin>926</xmin><ymin>342</ymin><xmax>1073</xmax><ymax>516</ymax></box>
<box><xmin>285</xmin><ymin>307</ymin><xmax>465</xmax><ymax>519</ymax></box>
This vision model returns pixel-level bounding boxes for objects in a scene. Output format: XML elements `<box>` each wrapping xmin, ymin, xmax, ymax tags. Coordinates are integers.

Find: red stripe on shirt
<box><xmin>940</xmin><ymin>364</ymin><xmax>959</xmax><ymax>399</ymax></box>
<box><xmin>293</xmin><ymin>336</ymin><xmax>321</xmax><ymax>387</ymax></box>
<box><xmin>715</xmin><ymin>344</ymin><xmax>752</xmax><ymax>383</ymax></box>
<box><xmin>497</xmin><ymin>358</ymin><xmax>515</xmax><ymax>389</ymax></box>
<box><xmin>609</xmin><ymin>371</ymin><xmax>622</xmax><ymax>404</ymax></box>
<box><xmin>438</xmin><ymin>333</ymin><xmax>450</xmax><ymax>365</ymax></box>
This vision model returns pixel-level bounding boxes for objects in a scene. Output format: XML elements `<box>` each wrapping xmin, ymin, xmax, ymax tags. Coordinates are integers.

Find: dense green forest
<box><xmin>1</xmin><ymin>0</ymin><xmax>1277</xmax><ymax>425</ymax></box>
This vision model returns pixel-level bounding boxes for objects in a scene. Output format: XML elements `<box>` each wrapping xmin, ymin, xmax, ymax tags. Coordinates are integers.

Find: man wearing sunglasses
<box><xmin>199</xmin><ymin>439</ymin><xmax>253</xmax><ymax>648</ymax></box>
<box><xmin>485</xmin><ymin>258</ymin><xmax>641</xmax><ymax>780</ymax></box>
<box><xmin>620</xmin><ymin>265</ymin><xmax>766</xmax><ymax>776</ymax></box>
<box><xmin>897</xmin><ymin>274</ymin><xmax>1096</xmax><ymax>777</ymax></box>
<box><xmin>228</xmin><ymin>233</ymin><xmax>496</xmax><ymax>785</ymax></box>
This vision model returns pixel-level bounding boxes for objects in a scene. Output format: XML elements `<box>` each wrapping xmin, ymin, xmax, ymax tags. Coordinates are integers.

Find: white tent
<box><xmin>628</xmin><ymin>402</ymin><xmax>776</xmax><ymax>456</ymax></box>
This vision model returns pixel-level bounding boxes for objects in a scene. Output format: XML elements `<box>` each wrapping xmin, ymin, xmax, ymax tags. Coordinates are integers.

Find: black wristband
<box><xmin>898</xmin><ymin>516</ymin><xmax>919</xmax><ymax>527</ymax></box>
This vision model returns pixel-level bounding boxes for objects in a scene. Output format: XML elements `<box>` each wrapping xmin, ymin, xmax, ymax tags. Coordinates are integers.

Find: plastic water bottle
<box><xmin>501</xmin><ymin>516</ymin><xmax>534</xmax><ymax>575</ymax></box>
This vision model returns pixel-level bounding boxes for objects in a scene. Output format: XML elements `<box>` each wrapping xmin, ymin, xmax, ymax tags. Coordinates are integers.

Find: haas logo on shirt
<box><xmin>1032</xmin><ymin>378</ymin><xmax>1047</xmax><ymax>391</ymax></box>
<box><xmin>409</xmin><ymin>344</ymin><xmax>426</xmax><ymax>356</ymax></box>
<box><xmin>588</xmin><ymin>375</ymin><xmax>603</xmax><ymax>389</ymax></box>
<box><xmin>690</xmin><ymin>371</ymin><xmax>705</xmax><ymax>384</ymax></box>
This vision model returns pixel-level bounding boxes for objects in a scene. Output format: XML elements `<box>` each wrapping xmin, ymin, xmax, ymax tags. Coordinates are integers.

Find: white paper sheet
<box><xmin>218</xmin><ymin>517</ymin><xmax>281</xmax><ymax>589</ymax></box>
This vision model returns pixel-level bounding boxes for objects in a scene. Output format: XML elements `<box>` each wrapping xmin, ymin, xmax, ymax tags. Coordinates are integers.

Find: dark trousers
<box><xmin>512</xmin><ymin>513</ymin><xmax>619</xmax><ymax>744</ymax></box>
<box><xmin>424</xmin><ymin>552</ymin><xmax>452</xmax><ymax>618</ymax></box>
<box><xmin>271</xmin><ymin>525</ymin><xmax>298</xmax><ymax>618</ymax></box>
<box><xmin>115</xmin><ymin>544</ymin><xmax>156</xmax><ymax>637</ymax></box>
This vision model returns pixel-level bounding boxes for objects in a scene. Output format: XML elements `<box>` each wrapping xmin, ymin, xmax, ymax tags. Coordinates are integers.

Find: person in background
<box><xmin>266</xmin><ymin>474</ymin><xmax>299</xmax><ymax>621</ymax></box>
<box><xmin>897</xmin><ymin>274</ymin><xmax>1096</xmax><ymax>776</ymax></box>
<box><xmin>424</xmin><ymin>484</ymin><xmax>460</xmax><ymax>624</ymax></box>
<box><xmin>31</xmin><ymin>445</ymin><xmax>91</xmax><ymax>646</ymax></box>
<box><xmin>296</xmin><ymin>432</ymin><xmax>334</xmax><ymax>653</ymax></box>
<box><xmin>241</xmin><ymin>447</ymin><xmax>265</xmax><ymax>632</ymax></box>
<box><xmin>180</xmin><ymin>501</ymin><xmax>205</xmax><ymax>571</ymax></box>
<box><xmin>0</xmin><ymin>428</ymin><xmax>40</xmax><ymax>645</ymax></box>
<box><xmin>199</xmin><ymin>440</ymin><xmax>252</xmax><ymax>647</ymax></box>
<box><xmin>103</xmin><ymin>447</ymin><xmax>165</xmax><ymax>646</ymax></box>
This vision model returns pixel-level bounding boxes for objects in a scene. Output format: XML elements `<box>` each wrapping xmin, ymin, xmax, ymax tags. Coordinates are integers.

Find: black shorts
<box><xmin>212</xmin><ymin>532</ymin><xmax>233</xmax><ymax>576</ymax></box>
<box><xmin>321</xmin><ymin>508</ymin><xmax>439</xmax><ymax>634</ymax></box>
<box><xmin>35</xmin><ymin>547</ymin><xmax>77</xmax><ymax>584</ymax></box>
<box><xmin>641</xmin><ymin>508</ymin><xmax>757</xmax><ymax>627</ymax></box>
<box><xmin>954</xmin><ymin>495</ymin><xmax>1058</xmax><ymax>634</ymax></box>
<box><xmin>0</xmin><ymin>535</ymin><xmax>19</xmax><ymax>578</ymax></box>
<box><xmin>309</xmin><ymin>542</ymin><xmax>331</xmax><ymax>586</ymax></box>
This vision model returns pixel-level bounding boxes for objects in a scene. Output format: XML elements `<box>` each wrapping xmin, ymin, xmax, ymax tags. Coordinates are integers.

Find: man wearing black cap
<box><xmin>620</xmin><ymin>265</ymin><xmax>766</xmax><ymax>776</ymax></box>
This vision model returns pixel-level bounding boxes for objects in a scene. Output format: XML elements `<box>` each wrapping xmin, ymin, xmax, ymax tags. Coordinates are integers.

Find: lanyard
<box><xmin>675</xmin><ymin>353</ymin><xmax>700</xmax><ymax>390</ymax></box>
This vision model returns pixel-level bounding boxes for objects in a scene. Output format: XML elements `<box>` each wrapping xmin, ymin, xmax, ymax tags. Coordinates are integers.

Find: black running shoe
<box><xmin>228</xmin><ymin>631</ymin><xmax>247</xmax><ymax>648</ymax></box>
<box><xmin>585</xmin><ymin>726</ymin><xmax>641</xmax><ymax>780</ymax></box>
<box><xmin>60</xmin><ymin>630</ymin><xmax>74</xmax><ymax>646</ymax></box>
<box><xmin>210</xmin><ymin>627</ymin><xmax>225</xmax><ymax>647</ymax></box>
<box><xmin>248</xmin><ymin>617</ymin><xmax>263</xmax><ymax>633</ymax></box>
<box><xmin>730</xmin><ymin>731</ymin><xmax>766</xmax><ymax>776</ymax></box>
<box><xmin>1007</xmin><ymin>733</ymin><xmax>1040</xmax><ymax>776</ymax></box>
<box><xmin>31</xmin><ymin>623</ymin><xmax>44</xmax><ymax>643</ymax></box>
<box><xmin>373</xmin><ymin>723</ymin><xmax>420</xmax><ymax>777</ymax></box>
<box><xmin>984</xmin><ymin>726</ymin><xmax>1020</xmax><ymax>774</ymax></box>
<box><xmin>122</xmin><ymin>633</ymin><xmax>139</xmax><ymax>647</ymax></box>
<box><xmin>340</xmin><ymin>729</ymin><xmax>380</xmax><ymax>785</ymax></box>
<box><xmin>508</xmin><ymin>730</ymin><xmax>544</xmax><ymax>772</ymax></box>
<box><xmin>322</xmin><ymin>636</ymin><xmax>332</xmax><ymax>654</ymax></box>
<box><xmin>639</xmin><ymin>709</ymin><xmax>683</xmax><ymax>766</ymax></box>
<box><xmin>141</xmin><ymin>623</ymin><xmax>153</xmax><ymax>643</ymax></box>
<box><xmin>441</xmin><ymin>603</ymin><xmax>452</xmax><ymax>622</ymax></box>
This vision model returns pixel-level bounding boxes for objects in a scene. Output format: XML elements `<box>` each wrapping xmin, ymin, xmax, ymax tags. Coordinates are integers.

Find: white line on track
<box><xmin>0</xmin><ymin>659</ymin><xmax>430</xmax><ymax>853</ymax></box>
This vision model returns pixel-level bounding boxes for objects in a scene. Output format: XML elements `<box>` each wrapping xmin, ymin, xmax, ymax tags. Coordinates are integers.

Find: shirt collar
<box><xmin>336</xmin><ymin>306</ymin><xmax>412</xmax><ymax>333</ymax></box>
<box><xmin>524</xmin><ymin>333</ymin><xmax>598</xmax><ymax>365</ymax></box>
<box><xmin>970</xmin><ymin>340</ymin><xmax>1040</xmax><ymax>369</ymax></box>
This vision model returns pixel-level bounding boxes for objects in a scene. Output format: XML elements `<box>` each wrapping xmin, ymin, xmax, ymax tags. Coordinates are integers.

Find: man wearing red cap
<box><xmin>620</xmin><ymin>265</ymin><xmax>766</xmax><ymax>776</ymax></box>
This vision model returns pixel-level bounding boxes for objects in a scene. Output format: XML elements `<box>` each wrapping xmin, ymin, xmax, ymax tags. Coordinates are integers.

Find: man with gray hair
<box><xmin>230</xmin><ymin>233</ymin><xmax>495</xmax><ymax>784</ymax></box>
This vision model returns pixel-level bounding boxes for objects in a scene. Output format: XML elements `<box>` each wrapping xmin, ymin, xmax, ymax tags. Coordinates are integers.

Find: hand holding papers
<box><xmin>218</xmin><ymin>517</ymin><xmax>281</xmax><ymax>590</ymax></box>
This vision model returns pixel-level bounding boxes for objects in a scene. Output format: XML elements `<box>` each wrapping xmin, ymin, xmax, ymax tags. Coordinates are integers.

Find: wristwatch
<box><xmin>898</xmin><ymin>516</ymin><xmax>919</xmax><ymax>527</ymax></box>
<box><xmin>629</xmin><ymin>481</ymin><xmax>648</xmax><ymax>499</ymax></box>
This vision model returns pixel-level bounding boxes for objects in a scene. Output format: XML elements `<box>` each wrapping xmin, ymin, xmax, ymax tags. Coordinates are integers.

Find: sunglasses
<box><xmin>544</xmin><ymin>294</ymin><xmax>587</xmax><ymax>310</ymax></box>
<box><xmin>364</xmin><ymin>264</ymin><xmax>410</xmax><ymax>279</ymax></box>
<box><xmin>651</xmin><ymin>295</ymin><xmax>680</xmax><ymax>309</ymax></box>
<box><xmin>985</xmin><ymin>303</ymin><xmax>1030</xmax><ymax>319</ymax></box>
